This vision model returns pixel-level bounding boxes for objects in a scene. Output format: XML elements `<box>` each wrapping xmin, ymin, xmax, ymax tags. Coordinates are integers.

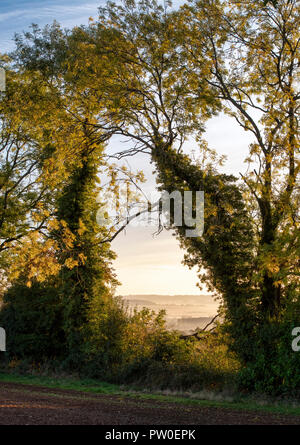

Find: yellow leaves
<box><xmin>222</xmin><ymin>202</ymin><xmax>234</xmax><ymax>215</ymax></box>
<box><xmin>78</xmin><ymin>253</ymin><xmax>87</xmax><ymax>264</ymax></box>
<box><xmin>47</xmin><ymin>218</ymin><xmax>60</xmax><ymax>231</ymax></box>
<box><xmin>8</xmin><ymin>232</ymin><xmax>61</xmax><ymax>285</ymax></box>
<box><xmin>266</xmin><ymin>257</ymin><xmax>280</xmax><ymax>275</ymax></box>
<box><xmin>7</xmin><ymin>213</ymin><xmax>91</xmax><ymax>283</ymax></box>
<box><xmin>61</xmin><ymin>225</ymin><xmax>76</xmax><ymax>250</ymax></box>
<box><xmin>43</xmin><ymin>210</ymin><xmax>51</xmax><ymax>218</ymax></box>
<box><xmin>60</xmin><ymin>219</ymin><xmax>68</xmax><ymax>228</ymax></box>
<box><xmin>265</xmin><ymin>153</ymin><xmax>273</xmax><ymax>164</ymax></box>
<box><xmin>77</xmin><ymin>219</ymin><xmax>87</xmax><ymax>236</ymax></box>
<box><xmin>32</xmin><ymin>203</ymin><xmax>51</xmax><ymax>223</ymax></box>
<box><xmin>64</xmin><ymin>257</ymin><xmax>78</xmax><ymax>269</ymax></box>
<box><xmin>32</xmin><ymin>211</ymin><xmax>44</xmax><ymax>223</ymax></box>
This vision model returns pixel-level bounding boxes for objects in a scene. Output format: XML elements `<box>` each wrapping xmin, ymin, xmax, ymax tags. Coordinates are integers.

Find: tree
<box><xmin>0</xmin><ymin>67</ymin><xmax>60</xmax><ymax>291</ymax></box>
<box><xmin>12</xmin><ymin>20</ymin><xmax>147</xmax><ymax>262</ymax></box>
<box><xmin>0</xmin><ymin>120</ymin><xmax>119</xmax><ymax>366</ymax></box>
<box><xmin>52</xmin><ymin>127</ymin><xmax>118</xmax><ymax>366</ymax></box>
<box><xmin>83</xmin><ymin>0</ymin><xmax>299</xmax><ymax>320</ymax></box>
<box><xmin>3</xmin><ymin>25</ymin><xmax>145</xmax><ymax>364</ymax></box>
<box><xmin>180</xmin><ymin>0</ymin><xmax>299</xmax><ymax>319</ymax></box>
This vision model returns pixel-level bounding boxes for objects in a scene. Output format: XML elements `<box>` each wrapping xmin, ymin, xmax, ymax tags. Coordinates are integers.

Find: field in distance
<box><xmin>121</xmin><ymin>294</ymin><xmax>219</xmax><ymax>333</ymax></box>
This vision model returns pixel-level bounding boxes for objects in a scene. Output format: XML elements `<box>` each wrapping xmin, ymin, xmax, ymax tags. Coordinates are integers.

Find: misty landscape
<box><xmin>122</xmin><ymin>294</ymin><xmax>219</xmax><ymax>333</ymax></box>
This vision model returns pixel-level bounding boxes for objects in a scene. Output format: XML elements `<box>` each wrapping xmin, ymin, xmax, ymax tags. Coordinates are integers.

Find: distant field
<box><xmin>122</xmin><ymin>294</ymin><xmax>219</xmax><ymax>333</ymax></box>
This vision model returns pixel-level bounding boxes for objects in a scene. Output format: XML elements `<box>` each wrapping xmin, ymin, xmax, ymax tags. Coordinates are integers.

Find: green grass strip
<box><xmin>0</xmin><ymin>372</ymin><xmax>300</xmax><ymax>418</ymax></box>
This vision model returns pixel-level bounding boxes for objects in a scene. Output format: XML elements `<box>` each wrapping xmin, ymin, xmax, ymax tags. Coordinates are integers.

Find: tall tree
<box><xmin>10</xmin><ymin>19</ymin><xmax>149</xmax><ymax>283</ymax></box>
<box><xmin>180</xmin><ymin>0</ymin><xmax>299</xmax><ymax>318</ymax></box>
<box><xmin>0</xmin><ymin>67</ymin><xmax>59</xmax><ymax>290</ymax></box>
<box><xmin>5</xmin><ymin>24</ymin><xmax>145</xmax><ymax>364</ymax></box>
<box><xmin>53</xmin><ymin>124</ymin><xmax>118</xmax><ymax>365</ymax></box>
<box><xmin>81</xmin><ymin>0</ymin><xmax>299</xmax><ymax>320</ymax></box>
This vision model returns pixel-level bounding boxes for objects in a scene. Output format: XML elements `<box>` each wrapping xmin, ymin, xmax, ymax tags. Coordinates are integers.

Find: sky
<box><xmin>0</xmin><ymin>0</ymin><xmax>103</xmax><ymax>53</ymax></box>
<box><xmin>1</xmin><ymin>0</ymin><xmax>254</xmax><ymax>296</ymax></box>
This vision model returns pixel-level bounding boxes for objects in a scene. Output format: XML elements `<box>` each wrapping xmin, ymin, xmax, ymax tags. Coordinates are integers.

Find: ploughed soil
<box><xmin>0</xmin><ymin>381</ymin><xmax>299</xmax><ymax>425</ymax></box>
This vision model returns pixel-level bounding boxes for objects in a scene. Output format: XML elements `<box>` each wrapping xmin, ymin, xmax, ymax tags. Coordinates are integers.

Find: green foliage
<box><xmin>1</xmin><ymin>285</ymin><xmax>239</xmax><ymax>392</ymax></box>
<box><xmin>82</xmin><ymin>297</ymin><xmax>190</xmax><ymax>377</ymax></box>
<box><xmin>0</xmin><ymin>280</ymin><xmax>65</xmax><ymax>361</ymax></box>
<box><xmin>50</xmin><ymin>142</ymin><xmax>118</xmax><ymax>367</ymax></box>
<box><xmin>238</xmin><ymin>320</ymin><xmax>300</xmax><ymax>396</ymax></box>
<box><xmin>82</xmin><ymin>298</ymin><xmax>239</xmax><ymax>391</ymax></box>
<box><xmin>0</xmin><ymin>133</ymin><xmax>118</xmax><ymax>368</ymax></box>
<box><xmin>237</xmin><ymin>297</ymin><xmax>300</xmax><ymax>395</ymax></box>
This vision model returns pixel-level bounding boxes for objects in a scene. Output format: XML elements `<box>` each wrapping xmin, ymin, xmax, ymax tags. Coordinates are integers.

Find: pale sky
<box><xmin>109</xmin><ymin>114</ymin><xmax>253</xmax><ymax>295</ymax></box>
<box><xmin>1</xmin><ymin>0</ymin><xmax>254</xmax><ymax>296</ymax></box>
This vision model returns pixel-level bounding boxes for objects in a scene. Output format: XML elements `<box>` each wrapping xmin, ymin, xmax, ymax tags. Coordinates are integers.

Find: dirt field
<box><xmin>0</xmin><ymin>381</ymin><xmax>299</xmax><ymax>425</ymax></box>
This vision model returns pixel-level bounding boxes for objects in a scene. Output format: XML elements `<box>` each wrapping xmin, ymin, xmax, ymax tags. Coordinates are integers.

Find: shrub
<box><xmin>0</xmin><ymin>281</ymin><xmax>66</xmax><ymax>362</ymax></box>
<box><xmin>238</xmin><ymin>318</ymin><xmax>300</xmax><ymax>396</ymax></box>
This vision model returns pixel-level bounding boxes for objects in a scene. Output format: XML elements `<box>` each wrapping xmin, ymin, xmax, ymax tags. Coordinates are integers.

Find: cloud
<box><xmin>0</xmin><ymin>1</ymin><xmax>103</xmax><ymax>52</ymax></box>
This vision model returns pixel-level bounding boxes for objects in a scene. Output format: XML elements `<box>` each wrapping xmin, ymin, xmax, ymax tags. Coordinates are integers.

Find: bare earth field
<box><xmin>0</xmin><ymin>382</ymin><xmax>299</xmax><ymax>425</ymax></box>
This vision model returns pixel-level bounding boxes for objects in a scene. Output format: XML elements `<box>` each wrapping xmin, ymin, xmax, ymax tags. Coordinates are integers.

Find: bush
<box><xmin>238</xmin><ymin>319</ymin><xmax>300</xmax><ymax>396</ymax></box>
<box><xmin>0</xmin><ymin>283</ymin><xmax>240</xmax><ymax>393</ymax></box>
<box><xmin>83</xmin><ymin>301</ymin><xmax>240</xmax><ymax>392</ymax></box>
<box><xmin>0</xmin><ymin>281</ymin><xmax>66</xmax><ymax>362</ymax></box>
<box><xmin>81</xmin><ymin>298</ymin><xmax>195</xmax><ymax>379</ymax></box>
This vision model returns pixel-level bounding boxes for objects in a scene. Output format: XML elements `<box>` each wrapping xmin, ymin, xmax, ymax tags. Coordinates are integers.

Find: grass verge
<box><xmin>0</xmin><ymin>372</ymin><xmax>300</xmax><ymax>417</ymax></box>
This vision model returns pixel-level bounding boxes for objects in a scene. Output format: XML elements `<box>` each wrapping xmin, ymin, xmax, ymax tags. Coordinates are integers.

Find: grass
<box><xmin>1</xmin><ymin>371</ymin><xmax>300</xmax><ymax>417</ymax></box>
<box><xmin>0</xmin><ymin>372</ymin><xmax>120</xmax><ymax>394</ymax></box>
